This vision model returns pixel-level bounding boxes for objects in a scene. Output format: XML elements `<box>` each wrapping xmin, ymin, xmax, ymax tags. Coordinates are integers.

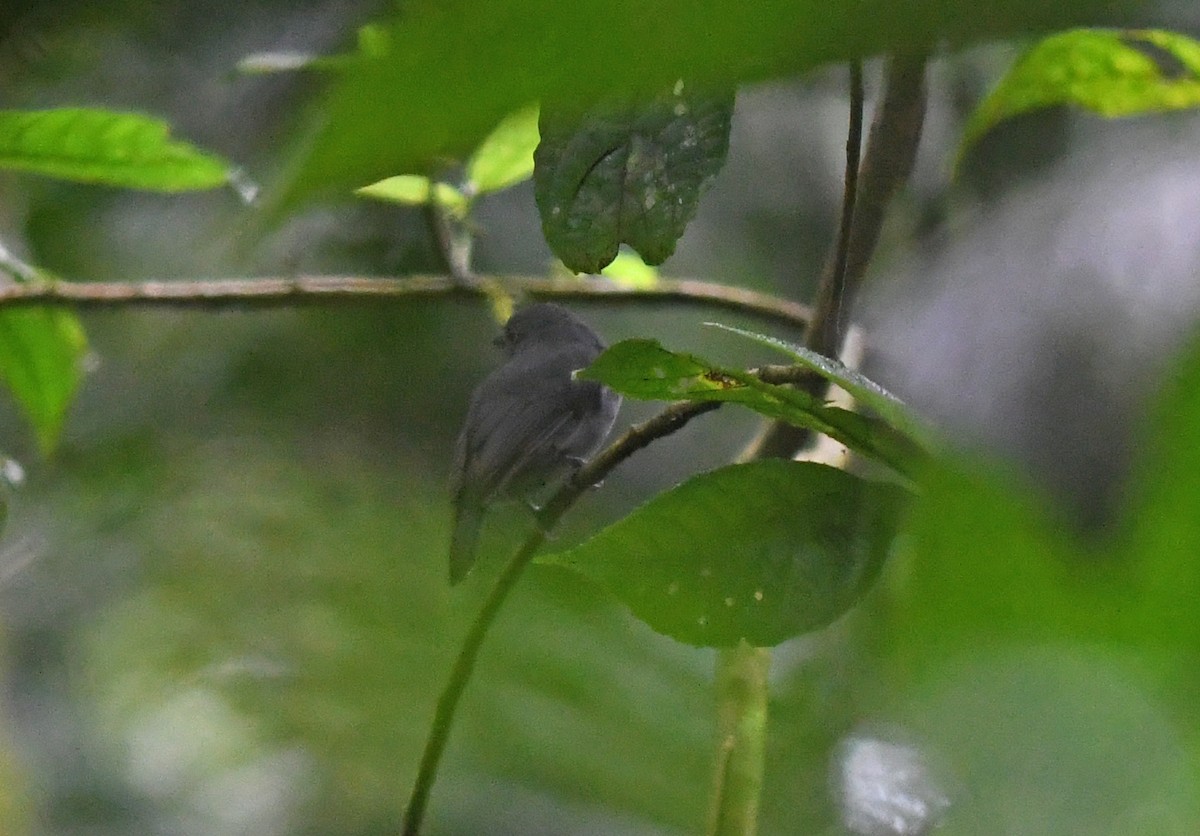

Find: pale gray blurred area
<box><xmin>836</xmin><ymin>733</ymin><xmax>950</xmax><ymax>836</ymax></box>
<box><xmin>864</xmin><ymin>111</ymin><xmax>1200</xmax><ymax>525</ymax></box>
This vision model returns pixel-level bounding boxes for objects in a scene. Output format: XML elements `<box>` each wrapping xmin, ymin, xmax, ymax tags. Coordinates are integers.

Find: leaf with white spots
<box><xmin>534</xmin><ymin>81</ymin><xmax>733</xmax><ymax>273</ymax></box>
<box><xmin>538</xmin><ymin>460</ymin><xmax>911</xmax><ymax>647</ymax></box>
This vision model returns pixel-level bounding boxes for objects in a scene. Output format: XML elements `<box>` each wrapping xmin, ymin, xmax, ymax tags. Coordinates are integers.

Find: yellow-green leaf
<box><xmin>0</xmin><ymin>308</ymin><xmax>87</xmax><ymax>453</ymax></box>
<box><xmin>355</xmin><ymin>175</ymin><xmax>468</xmax><ymax>215</ymax></box>
<box><xmin>0</xmin><ymin>108</ymin><xmax>232</xmax><ymax>191</ymax></box>
<box><xmin>960</xmin><ymin>28</ymin><xmax>1200</xmax><ymax>162</ymax></box>
<box><xmin>465</xmin><ymin>103</ymin><xmax>540</xmax><ymax>195</ymax></box>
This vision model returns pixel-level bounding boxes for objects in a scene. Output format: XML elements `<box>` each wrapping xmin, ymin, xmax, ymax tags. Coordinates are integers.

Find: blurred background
<box><xmin>1</xmin><ymin>0</ymin><xmax>1200</xmax><ymax>834</ymax></box>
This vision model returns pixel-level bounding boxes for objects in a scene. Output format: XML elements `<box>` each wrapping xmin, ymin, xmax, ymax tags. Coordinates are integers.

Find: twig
<box><xmin>0</xmin><ymin>274</ymin><xmax>812</xmax><ymax>330</ymax></box>
<box><xmin>745</xmin><ymin>54</ymin><xmax>927</xmax><ymax>462</ymax></box>
<box><xmin>807</xmin><ymin>60</ymin><xmax>865</xmax><ymax>355</ymax></box>
<box><xmin>401</xmin><ymin>398</ymin><xmax>722</xmax><ymax>835</ymax></box>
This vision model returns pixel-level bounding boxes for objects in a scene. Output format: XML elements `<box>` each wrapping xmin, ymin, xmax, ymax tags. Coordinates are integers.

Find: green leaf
<box><xmin>540</xmin><ymin>460</ymin><xmax>910</xmax><ymax>647</ymax></box>
<box><xmin>960</xmin><ymin>28</ymin><xmax>1200</xmax><ymax>161</ymax></box>
<box><xmin>706</xmin><ymin>322</ymin><xmax>937</xmax><ymax>450</ymax></box>
<box><xmin>0</xmin><ymin>308</ymin><xmax>87</xmax><ymax>453</ymax></box>
<box><xmin>0</xmin><ymin>108</ymin><xmax>233</xmax><ymax>191</ymax></box>
<box><xmin>581</xmin><ymin>338</ymin><xmax>924</xmax><ymax>475</ymax></box>
<box><xmin>465</xmin><ymin>102</ymin><xmax>540</xmax><ymax>195</ymax></box>
<box><xmin>882</xmin><ymin>332</ymin><xmax>1200</xmax><ymax>686</ymax></box>
<box><xmin>280</xmin><ymin>0</ymin><xmax>1140</xmax><ymax>205</ymax></box>
<box><xmin>534</xmin><ymin>83</ymin><xmax>733</xmax><ymax>272</ymax></box>
<box><xmin>600</xmin><ymin>249</ymin><xmax>660</xmax><ymax>288</ymax></box>
<box><xmin>355</xmin><ymin>175</ymin><xmax>468</xmax><ymax>215</ymax></box>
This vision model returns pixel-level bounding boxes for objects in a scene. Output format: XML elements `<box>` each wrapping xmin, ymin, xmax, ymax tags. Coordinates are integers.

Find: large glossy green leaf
<box><xmin>580</xmin><ymin>338</ymin><xmax>923</xmax><ymax>475</ymax></box>
<box><xmin>281</xmin><ymin>0</ymin><xmax>1143</xmax><ymax>204</ymax></box>
<box><xmin>960</xmin><ymin>28</ymin><xmax>1200</xmax><ymax>160</ymax></box>
<box><xmin>0</xmin><ymin>108</ymin><xmax>232</xmax><ymax>191</ymax></box>
<box><xmin>0</xmin><ymin>308</ymin><xmax>87</xmax><ymax>452</ymax></box>
<box><xmin>540</xmin><ymin>460</ymin><xmax>910</xmax><ymax>647</ymax></box>
<box><xmin>534</xmin><ymin>84</ymin><xmax>733</xmax><ymax>272</ymax></box>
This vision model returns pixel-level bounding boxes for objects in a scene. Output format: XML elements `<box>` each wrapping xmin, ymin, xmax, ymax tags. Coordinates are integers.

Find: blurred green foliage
<box><xmin>0</xmin><ymin>0</ymin><xmax>1198</xmax><ymax>834</ymax></box>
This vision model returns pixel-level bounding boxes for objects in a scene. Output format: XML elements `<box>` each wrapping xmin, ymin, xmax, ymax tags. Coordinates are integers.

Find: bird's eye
<box><xmin>492</xmin><ymin>333</ymin><xmax>509</xmax><ymax>349</ymax></box>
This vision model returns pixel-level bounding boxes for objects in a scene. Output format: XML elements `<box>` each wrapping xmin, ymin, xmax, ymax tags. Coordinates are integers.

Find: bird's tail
<box><xmin>449</xmin><ymin>499</ymin><xmax>485</xmax><ymax>584</ymax></box>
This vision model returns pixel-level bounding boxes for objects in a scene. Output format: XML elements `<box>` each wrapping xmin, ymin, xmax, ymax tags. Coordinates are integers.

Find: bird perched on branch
<box><xmin>449</xmin><ymin>303</ymin><xmax>621</xmax><ymax>584</ymax></box>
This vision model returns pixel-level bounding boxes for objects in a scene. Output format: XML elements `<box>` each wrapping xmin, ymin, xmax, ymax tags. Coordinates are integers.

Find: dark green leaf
<box><xmin>0</xmin><ymin>108</ymin><xmax>232</xmax><ymax>191</ymax></box>
<box><xmin>580</xmin><ymin>338</ymin><xmax>923</xmax><ymax>475</ymax></box>
<box><xmin>540</xmin><ymin>460</ymin><xmax>909</xmax><ymax>647</ymax></box>
<box><xmin>707</xmin><ymin>322</ymin><xmax>937</xmax><ymax>450</ymax></box>
<box><xmin>534</xmin><ymin>83</ymin><xmax>733</xmax><ymax>272</ymax></box>
<box><xmin>0</xmin><ymin>308</ymin><xmax>87</xmax><ymax>452</ymax></box>
<box><xmin>960</xmin><ymin>28</ymin><xmax>1200</xmax><ymax>162</ymax></box>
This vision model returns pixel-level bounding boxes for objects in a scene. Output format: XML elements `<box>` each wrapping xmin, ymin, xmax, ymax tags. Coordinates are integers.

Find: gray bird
<box><xmin>449</xmin><ymin>303</ymin><xmax>621</xmax><ymax>584</ymax></box>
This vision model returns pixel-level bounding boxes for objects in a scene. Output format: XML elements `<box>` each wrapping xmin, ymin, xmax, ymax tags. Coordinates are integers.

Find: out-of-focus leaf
<box><xmin>581</xmin><ymin>338</ymin><xmax>923</xmax><ymax>475</ymax></box>
<box><xmin>882</xmin><ymin>332</ymin><xmax>1200</xmax><ymax>686</ymax></box>
<box><xmin>707</xmin><ymin>322</ymin><xmax>936</xmax><ymax>450</ymax></box>
<box><xmin>0</xmin><ymin>108</ymin><xmax>232</xmax><ymax>191</ymax></box>
<box><xmin>355</xmin><ymin>175</ymin><xmax>468</xmax><ymax>215</ymax></box>
<box><xmin>960</xmin><ymin>28</ymin><xmax>1200</xmax><ymax>160</ymax></box>
<box><xmin>869</xmin><ymin>337</ymin><xmax>1200</xmax><ymax>829</ymax></box>
<box><xmin>540</xmin><ymin>460</ymin><xmax>909</xmax><ymax>647</ymax></box>
<box><xmin>534</xmin><ymin>83</ymin><xmax>733</xmax><ymax>272</ymax></box>
<box><xmin>0</xmin><ymin>308</ymin><xmax>86</xmax><ymax>453</ymax></box>
<box><xmin>601</xmin><ymin>249</ymin><xmax>659</xmax><ymax>288</ymax></box>
<box><xmin>465</xmin><ymin>103</ymin><xmax>540</xmax><ymax>195</ymax></box>
<box><xmin>281</xmin><ymin>0</ymin><xmax>1141</xmax><ymax>204</ymax></box>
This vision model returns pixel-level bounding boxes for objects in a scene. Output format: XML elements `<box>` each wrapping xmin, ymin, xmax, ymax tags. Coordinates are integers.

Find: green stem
<box><xmin>401</xmin><ymin>399</ymin><xmax>721</xmax><ymax>835</ymax></box>
<box><xmin>707</xmin><ymin>643</ymin><xmax>771</xmax><ymax>836</ymax></box>
<box><xmin>402</xmin><ymin>531</ymin><xmax>544</xmax><ymax>836</ymax></box>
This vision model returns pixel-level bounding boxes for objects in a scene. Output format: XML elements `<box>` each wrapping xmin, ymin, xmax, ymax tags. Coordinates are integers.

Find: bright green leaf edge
<box><xmin>0</xmin><ymin>308</ymin><xmax>87</xmax><ymax>453</ymax></box>
<box><xmin>356</xmin><ymin>175</ymin><xmax>468</xmax><ymax>215</ymax></box>
<box><xmin>601</xmin><ymin>250</ymin><xmax>660</xmax><ymax>288</ymax></box>
<box><xmin>465</xmin><ymin>102</ymin><xmax>540</xmax><ymax>195</ymax></box>
<box><xmin>0</xmin><ymin>108</ymin><xmax>232</xmax><ymax>192</ymax></box>
<box><xmin>959</xmin><ymin>28</ymin><xmax>1200</xmax><ymax>165</ymax></box>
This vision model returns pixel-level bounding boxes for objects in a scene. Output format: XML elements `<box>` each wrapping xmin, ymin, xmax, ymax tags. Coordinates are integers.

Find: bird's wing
<box><xmin>454</xmin><ymin>348</ymin><xmax>590</xmax><ymax>502</ymax></box>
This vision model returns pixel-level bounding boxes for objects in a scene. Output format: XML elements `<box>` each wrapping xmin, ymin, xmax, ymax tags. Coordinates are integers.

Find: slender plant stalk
<box><xmin>707</xmin><ymin>642</ymin><xmax>771</xmax><ymax>836</ymax></box>
<box><xmin>707</xmin><ymin>55</ymin><xmax>926</xmax><ymax>836</ymax></box>
<box><xmin>401</xmin><ymin>399</ymin><xmax>722</xmax><ymax>835</ymax></box>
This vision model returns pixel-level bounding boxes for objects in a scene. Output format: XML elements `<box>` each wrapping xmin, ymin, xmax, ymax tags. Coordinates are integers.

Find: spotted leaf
<box><xmin>534</xmin><ymin>82</ymin><xmax>733</xmax><ymax>273</ymax></box>
<box><xmin>539</xmin><ymin>460</ymin><xmax>910</xmax><ymax>647</ymax></box>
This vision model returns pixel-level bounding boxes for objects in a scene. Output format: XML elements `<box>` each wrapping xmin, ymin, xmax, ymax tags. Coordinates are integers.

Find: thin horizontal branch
<box><xmin>0</xmin><ymin>274</ymin><xmax>812</xmax><ymax>330</ymax></box>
